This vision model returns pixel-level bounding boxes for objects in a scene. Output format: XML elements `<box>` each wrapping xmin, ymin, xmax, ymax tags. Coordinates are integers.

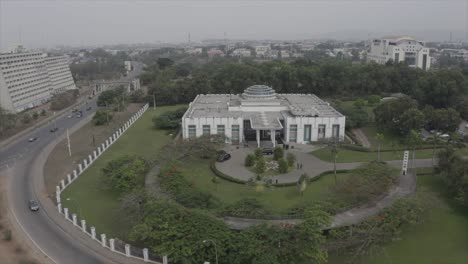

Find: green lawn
<box><xmin>61</xmin><ymin>105</ymin><xmax>184</xmax><ymax>238</ymax></box>
<box><xmin>312</xmin><ymin>146</ymin><xmax>468</xmax><ymax>163</ymax></box>
<box><xmin>361</xmin><ymin>125</ymin><xmax>409</xmax><ymax>150</ymax></box>
<box><xmin>180</xmin><ymin>159</ymin><xmax>350</xmax><ymax>215</ymax></box>
<box><xmin>328</xmin><ymin>174</ymin><xmax>468</xmax><ymax>264</ymax></box>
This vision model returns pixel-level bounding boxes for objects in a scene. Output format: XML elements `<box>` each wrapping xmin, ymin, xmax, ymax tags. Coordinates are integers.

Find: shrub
<box><xmin>286</xmin><ymin>152</ymin><xmax>296</xmax><ymax>167</ymax></box>
<box><xmin>40</xmin><ymin>109</ymin><xmax>47</xmax><ymax>116</ymax></box>
<box><xmin>254</xmin><ymin>148</ymin><xmax>263</xmax><ymax>159</ymax></box>
<box><xmin>222</xmin><ymin>198</ymin><xmax>268</xmax><ymax>217</ymax></box>
<box><xmin>102</xmin><ymin>155</ymin><xmax>149</xmax><ymax>194</ymax></box>
<box><xmin>245</xmin><ymin>154</ymin><xmax>255</xmax><ymax>167</ymax></box>
<box><xmin>21</xmin><ymin>114</ymin><xmax>31</xmax><ymax>124</ymax></box>
<box><xmin>2</xmin><ymin>229</ymin><xmax>11</xmax><ymax>241</ymax></box>
<box><xmin>255</xmin><ymin>157</ymin><xmax>266</xmax><ymax>174</ymax></box>
<box><xmin>278</xmin><ymin>159</ymin><xmax>288</xmax><ymax>173</ymax></box>
<box><xmin>32</xmin><ymin>112</ymin><xmax>39</xmax><ymax>120</ymax></box>
<box><xmin>152</xmin><ymin>107</ymin><xmax>187</xmax><ymax>130</ymax></box>
<box><xmin>273</xmin><ymin>146</ymin><xmax>284</xmax><ymax>160</ymax></box>
<box><xmin>93</xmin><ymin>110</ymin><xmax>112</xmax><ymax>125</ymax></box>
<box><xmin>50</xmin><ymin>89</ymin><xmax>79</xmax><ymax>110</ymax></box>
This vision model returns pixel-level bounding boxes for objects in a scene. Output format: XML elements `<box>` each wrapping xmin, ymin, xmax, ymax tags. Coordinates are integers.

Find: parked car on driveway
<box><xmin>262</xmin><ymin>147</ymin><xmax>274</xmax><ymax>155</ymax></box>
<box><xmin>28</xmin><ymin>200</ymin><xmax>39</xmax><ymax>211</ymax></box>
<box><xmin>217</xmin><ymin>150</ymin><xmax>231</xmax><ymax>162</ymax></box>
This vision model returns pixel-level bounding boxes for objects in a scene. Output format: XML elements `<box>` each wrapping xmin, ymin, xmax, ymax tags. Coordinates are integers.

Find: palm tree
<box><xmin>324</xmin><ymin>138</ymin><xmax>340</xmax><ymax>184</ymax></box>
<box><xmin>375</xmin><ymin>133</ymin><xmax>385</xmax><ymax>162</ymax></box>
<box><xmin>406</xmin><ymin>129</ymin><xmax>422</xmax><ymax>171</ymax></box>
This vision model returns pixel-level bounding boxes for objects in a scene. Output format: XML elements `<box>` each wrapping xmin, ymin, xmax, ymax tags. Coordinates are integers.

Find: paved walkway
<box><xmin>351</xmin><ymin>128</ymin><xmax>371</xmax><ymax>148</ymax></box>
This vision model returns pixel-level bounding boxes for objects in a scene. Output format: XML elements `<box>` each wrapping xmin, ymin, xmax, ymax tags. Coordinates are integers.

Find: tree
<box><xmin>324</xmin><ymin>139</ymin><xmax>340</xmax><ymax>184</ymax></box>
<box><xmin>152</xmin><ymin>107</ymin><xmax>187</xmax><ymax>130</ymax></box>
<box><xmin>367</xmin><ymin>95</ymin><xmax>381</xmax><ymax>106</ymax></box>
<box><xmin>254</xmin><ymin>148</ymin><xmax>263</xmax><ymax>159</ymax></box>
<box><xmin>273</xmin><ymin>146</ymin><xmax>284</xmax><ymax>161</ymax></box>
<box><xmin>399</xmin><ymin>108</ymin><xmax>425</xmax><ymax>135</ymax></box>
<box><xmin>373</xmin><ymin>97</ymin><xmax>418</xmax><ymax>134</ymax></box>
<box><xmin>93</xmin><ymin>110</ymin><xmax>112</xmax><ymax>125</ymax></box>
<box><xmin>21</xmin><ymin>114</ymin><xmax>31</xmax><ymax>124</ymax></box>
<box><xmin>436</xmin><ymin>147</ymin><xmax>468</xmax><ymax>205</ymax></box>
<box><xmin>245</xmin><ymin>154</ymin><xmax>255</xmax><ymax>167</ymax></box>
<box><xmin>157</xmin><ymin>57</ymin><xmax>174</xmax><ymax>70</ymax></box>
<box><xmin>40</xmin><ymin>109</ymin><xmax>46</xmax><ymax>116</ymax></box>
<box><xmin>255</xmin><ymin>157</ymin><xmax>266</xmax><ymax>174</ymax></box>
<box><xmin>298</xmin><ymin>173</ymin><xmax>308</xmax><ymax>196</ymax></box>
<box><xmin>375</xmin><ymin>133</ymin><xmax>385</xmax><ymax>162</ymax></box>
<box><xmin>405</xmin><ymin>129</ymin><xmax>422</xmax><ymax>171</ymax></box>
<box><xmin>102</xmin><ymin>155</ymin><xmax>149</xmax><ymax>194</ymax></box>
<box><xmin>426</xmin><ymin>108</ymin><xmax>461</xmax><ymax>132</ymax></box>
<box><xmin>0</xmin><ymin>106</ymin><xmax>17</xmax><ymax>136</ymax></box>
<box><xmin>286</xmin><ymin>153</ymin><xmax>296</xmax><ymax>167</ymax></box>
<box><xmin>278</xmin><ymin>159</ymin><xmax>288</xmax><ymax>173</ymax></box>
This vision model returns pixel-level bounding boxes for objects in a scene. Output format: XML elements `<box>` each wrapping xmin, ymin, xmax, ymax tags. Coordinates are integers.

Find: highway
<box><xmin>0</xmin><ymin>99</ymin><xmax>115</xmax><ymax>263</ymax></box>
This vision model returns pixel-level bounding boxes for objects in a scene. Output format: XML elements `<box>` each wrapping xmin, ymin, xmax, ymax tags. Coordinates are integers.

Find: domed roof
<box><xmin>242</xmin><ymin>85</ymin><xmax>277</xmax><ymax>100</ymax></box>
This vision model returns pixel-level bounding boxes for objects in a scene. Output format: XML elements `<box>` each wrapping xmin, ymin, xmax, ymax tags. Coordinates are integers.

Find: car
<box><xmin>28</xmin><ymin>137</ymin><xmax>38</xmax><ymax>142</ymax></box>
<box><xmin>76</xmin><ymin>114</ymin><xmax>82</xmax><ymax>118</ymax></box>
<box><xmin>86</xmin><ymin>106</ymin><xmax>92</xmax><ymax>111</ymax></box>
<box><xmin>262</xmin><ymin>147</ymin><xmax>274</xmax><ymax>155</ymax></box>
<box><xmin>28</xmin><ymin>200</ymin><xmax>39</xmax><ymax>211</ymax></box>
<box><xmin>440</xmin><ymin>134</ymin><xmax>450</xmax><ymax>140</ymax></box>
<box><xmin>466</xmin><ymin>124</ymin><xmax>468</xmax><ymax>129</ymax></box>
<box><xmin>67</xmin><ymin>114</ymin><xmax>73</xmax><ymax>118</ymax></box>
<box><xmin>216</xmin><ymin>150</ymin><xmax>231</xmax><ymax>162</ymax></box>
<box><xmin>72</xmin><ymin>109</ymin><xmax>78</xmax><ymax>113</ymax></box>
<box><xmin>50</xmin><ymin>127</ymin><xmax>59</xmax><ymax>133</ymax></box>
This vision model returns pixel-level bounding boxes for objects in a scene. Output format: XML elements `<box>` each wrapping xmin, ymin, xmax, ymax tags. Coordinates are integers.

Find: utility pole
<box><xmin>66</xmin><ymin>129</ymin><xmax>72</xmax><ymax>157</ymax></box>
<box><xmin>105</xmin><ymin>101</ymin><xmax>109</xmax><ymax>125</ymax></box>
<box><xmin>153</xmin><ymin>93</ymin><xmax>156</xmax><ymax>110</ymax></box>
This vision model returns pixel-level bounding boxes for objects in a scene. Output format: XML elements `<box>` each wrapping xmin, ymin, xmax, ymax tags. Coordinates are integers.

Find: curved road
<box><xmin>0</xmin><ymin>99</ymin><xmax>115</xmax><ymax>264</ymax></box>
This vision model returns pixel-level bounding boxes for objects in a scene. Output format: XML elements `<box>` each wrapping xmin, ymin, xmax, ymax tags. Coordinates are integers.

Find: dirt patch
<box><xmin>0</xmin><ymin>177</ymin><xmax>50</xmax><ymax>264</ymax></box>
<box><xmin>44</xmin><ymin>103</ymin><xmax>143</xmax><ymax>196</ymax></box>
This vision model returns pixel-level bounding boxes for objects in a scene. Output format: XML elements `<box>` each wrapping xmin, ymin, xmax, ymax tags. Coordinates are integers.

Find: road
<box><xmin>0</xmin><ymin>99</ymin><xmax>115</xmax><ymax>264</ymax></box>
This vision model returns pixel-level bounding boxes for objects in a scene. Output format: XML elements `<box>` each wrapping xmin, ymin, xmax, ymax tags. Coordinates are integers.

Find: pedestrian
<box><xmin>275</xmin><ymin>179</ymin><xmax>278</xmax><ymax>184</ymax></box>
<box><xmin>300</xmin><ymin>163</ymin><xmax>303</xmax><ymax>169</ymax></box>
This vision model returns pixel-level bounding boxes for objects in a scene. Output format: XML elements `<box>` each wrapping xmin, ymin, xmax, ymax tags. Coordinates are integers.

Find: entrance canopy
<box><xmin>250</xmin><ymin>112</ymin><xmax>283</xmax><ymax>130</ymax></box>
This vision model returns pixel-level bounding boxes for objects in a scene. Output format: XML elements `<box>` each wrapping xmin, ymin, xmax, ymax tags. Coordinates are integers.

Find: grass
<box><xmin>61</xmin><ymin>105</ymin><xmax>184</xmax><ymax>239</ymax></box>
<box><xmin>312</xmin><ymin>146</ymin><xmax>468</xmax><ymax>163</ymax></box>
<box><xmin>180</xmin><ymin>159</ymin><xmax>350</xmax><ymax>214</ymax></box>
<box><xmin>328</xmin><ymin>173</ymin><xmax>468</xmax><ymax>264</ymax></box>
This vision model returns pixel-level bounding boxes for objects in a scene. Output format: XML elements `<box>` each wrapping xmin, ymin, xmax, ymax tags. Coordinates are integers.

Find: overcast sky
<box><xmin>1</xmin><ymin>0</ymin><xmax>467</xmax><ymax>50</ymax></box>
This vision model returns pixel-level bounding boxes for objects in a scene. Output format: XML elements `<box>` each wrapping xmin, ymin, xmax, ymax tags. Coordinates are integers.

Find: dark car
<box><xmin>29</xmin><ymin>200</ymin><xmax>39</xmax><ymax>211</ymax></box>
<box><xmin>217</xmin><ymin>150</ymin><xmax>231</xmax><ymax>162</ymax></box>
<box><xmin>86</xmin><ymin>106</ymin><xmax>92</xmax><ymax>111</ymax></box>
<box><xmin>262</xmin><ymin>147</ymin><xmax>274</xmax><ymax>155</ymax></box>
<box><xmin>28</xmin><ymin>137</ymin><xmax>38</xmax><ymax>142</ymax></box>
<box><xmin>50</xmin><ymin>127</ymin><xmax>59</xmax><ymax>133</ymax></box>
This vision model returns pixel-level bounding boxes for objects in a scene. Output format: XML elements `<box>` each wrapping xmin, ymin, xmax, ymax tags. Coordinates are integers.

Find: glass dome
<box><xmin>242</xmin><ymin>85</ymin><xmax>277</xmax><ymax>100</ymax></box>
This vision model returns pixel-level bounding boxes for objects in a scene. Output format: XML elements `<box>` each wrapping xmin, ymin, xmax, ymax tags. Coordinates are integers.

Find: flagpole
<box><xmin>67</xmin><ymin>129</ymin><xmax>72</xmax><ymax>157</ymax></box>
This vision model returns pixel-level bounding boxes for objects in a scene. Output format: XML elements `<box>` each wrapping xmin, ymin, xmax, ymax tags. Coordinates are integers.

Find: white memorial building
<box><xmin>182</xmin><ymin>85</ymin><xmax>345</xmax><ymax>147</ymax></box>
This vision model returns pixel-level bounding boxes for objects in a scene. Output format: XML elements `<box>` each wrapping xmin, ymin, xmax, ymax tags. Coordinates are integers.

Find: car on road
<box><xmin>72</xmin><ymin>108</ymin><xmax>78</xmax><ymax>113</ymax></box>
<box><xmin>28</xmin><ymin>137</ymin><xmax>38</xmax><ymax>142</ymax></box>
<box><xmin>217</xmin><ymin>150</ymin><xmax>231</xmax><ymax>162</ymax></box>
<box><xmin>28</xmin><ymin>200</ymin><xmax>39</xmax><ymax>211</ymax></box>
<box><xmin>86</xmin><ymin>106</ymin><xmax>92</xmax><ymax>111</ymax></box>
<box><xmin>76</xmin><ymin>114</ymin><xmax>82</xmax><ymax>118</ymax></box>
<box><xmin>50</xmin><ymin>127</ymin><xmax>59</xmax><ymax>133</ymax></box>
<box><xmin>68</xmin><ymin>114</ymin><xmax>73</xmax><ymax>118</ymax></box>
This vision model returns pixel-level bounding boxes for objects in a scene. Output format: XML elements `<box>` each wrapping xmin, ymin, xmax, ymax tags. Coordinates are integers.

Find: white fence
<box><xmin>55</xmin><ymin>104</ymin><xmax>168</xmax><ymax>264</ymax></box>
<box><xmin>402</xmin><ymin>150</ymin><xmax>409</xmax><ymax>175</ymax></box>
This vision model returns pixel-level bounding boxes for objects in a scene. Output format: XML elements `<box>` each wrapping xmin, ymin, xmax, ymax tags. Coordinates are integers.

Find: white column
<box><xmin>81</xmin><ymin>219</ymin><xmax>86</xmax><ymax>232</ymax></box>
<box><xmin>256</xmin><ymin>130</ymin><xmax>260</xmax><ymax>148</ymax></box>
<box><xmin>56</xmin><ymin>191</ymin><xmax>61</xmax><ymax>204</ymax></box>
<box><xmin>93</xmin><ymin>151</ymin><xmax>97</xmax><ymax>159</ymax></box>
<box><xmin>101</xmin><ymin>143</ymin><xmax>105</xmax><ymax>151</ymax></box>
<box><xmin>109</xmin><ymin>238</ymin><xmax>115</xmax><ymax>251</ymax></box>
<box><xmin>143</xmin><ymin>248</ymin><xmax>149</xmax><ymax>262</ymax></box>
<box><xmin>61</xmin><ymin>179</ymin><xmax>65</xmax><ymax>189</ymax></box>
<box><xmin>64</xmin><ymin>208</ymin><xmax>69</xmax><ymax>219</ymax></box>
<box><xmin>91</xmin><ymin>227</ymin><xmax>96</xmax><ymax>239</ymax></box>
<box><xmin>72</xmin><ymin>213</ymin><xmax>77</xmax><ymax>225</ymax></box>
<box><xmin>125</xmin><ymin>244</ymin><xmax>131</xmax><ymax>257</ymax></box>
<box><xmin>67</xmin><ymin>174</ymin><xmax>72</xmax><ymax>184</ymax></box>
<box><xmin>88</xmin><ymin>154</ymin><xmax>93</xmax><ymax>163</ymax></box>
<box><xmin>73</xmin><ymin>170</ymin><xmax>78</xmax><ymax>178</ymax></box>
<box><xmin>56</xmin><ymin>185</ymin><xmax>61</xmax><ymax>193</ymax></box>
<box><xmin>57</xmin><ymin>203</ymin><xmax>62</xmax><ymax>213</ymax></box>
<box><xmin>101</xmin><ymin>234</ymin><xmax>106</xmax><ymax>247</ymax></box>
<box><xmin>78</xmin><ymin>164</ymin><xmax>83</xmax><ymax>173</ymax></box>
<box><xmin>105</xmin><ymin>140</ymin><xmax>109</xmax><ymax>147</ymax></box>
<box><xmin>83</xmin><ymin>159</ymin><xmax>88</xmax><ymax>168</ymax></box>
<box><xmin>271</xmin><ymin>129</ymin><xmax>276</xmax><ymax>147</ymax></box>
<box><xmin>163</xmin><ymin>256</ymin><xmax>168</xmax><ymax>264</ymax></box>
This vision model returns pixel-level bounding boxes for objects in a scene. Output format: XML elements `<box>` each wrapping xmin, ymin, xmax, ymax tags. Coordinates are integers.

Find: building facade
<box><xmin>182</xmin><ymin>85</ymin><xmax>345</xmax><ymax>147</ymax></box>
<box><xmin>367</xmin><ymin>36</ymin><xmax>431</xmax><ymax>70</ymax></box>
<box><xmin>0</xmin><ymin>52</ymin><xmax>76</xmax><ymax>112</ymax></box>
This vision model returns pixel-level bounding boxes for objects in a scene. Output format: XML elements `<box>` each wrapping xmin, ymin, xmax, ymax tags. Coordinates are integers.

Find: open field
<box><xmin>61</xmin><ymin>105</ymin><xmax>183</xmax><ymax>238</ymax></box>
<box><xmin>328</xmin><ymin>173</ymin><xmax>468</xmax><ymax>264</ymax></box>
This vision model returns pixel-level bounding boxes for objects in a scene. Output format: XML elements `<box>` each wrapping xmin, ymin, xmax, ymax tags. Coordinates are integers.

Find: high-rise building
<box><xmin>0</xmin><ymin>52</ymin><xmax>76</xmax><ymax>112</ymax></box>
<box><xmin>367</xmin><ymin>36</ymin><xmax>431</xmax><ymax>70</ymax></box>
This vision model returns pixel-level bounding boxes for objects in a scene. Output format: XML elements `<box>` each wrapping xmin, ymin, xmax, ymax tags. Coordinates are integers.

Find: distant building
<box><xmin>207</xmin><ymin>48</ymin><xmax>224</xmax><ymax>57</ymax></box>
<box><xmin>255</xmin><ymin>45</ymin><xmax>271</xmax><ymax>57</ymax></box>
<box><xmin>280</xmin><ymin>50</ymin><xmax>290</xmax><ymax>58</ymax></box>
<box><xmin>124</xmin><ymin>61</ymin><xmax>132</xmax><ymax>72</ymax></box>
<box><xmin>232</xmin><ymin>48</ymin><xmax>251</xmax><ymax>57</ymax></box>
<box><xmin>0</xmin><ymin>52</ymin><xmax>76</xmax><ymax>112</ymax></box>
<box><xmin>186</xmin><ymin>47</ymin><xmax>203</xmax><ymax>55</ymax></box>
<box><xmin>367</xmin><ymin>36</ymin><xmax>431</xmax><ymax>70</ymax></box>
<box><xmin>182</xmin><ymin>85</ymin><xmax>345</xmax><ymax>147</ymax></box>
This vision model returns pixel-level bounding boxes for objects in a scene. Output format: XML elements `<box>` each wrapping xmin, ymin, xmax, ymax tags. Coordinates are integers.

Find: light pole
<box><xmin>66</xmin><ymin>197</ymin><xmax>82</xmax><ymax>218</ymax></box>
<box><xmin>203</xmin><ymin>239</ymin><xmax>218</xmax><ymax>264</ymax></box>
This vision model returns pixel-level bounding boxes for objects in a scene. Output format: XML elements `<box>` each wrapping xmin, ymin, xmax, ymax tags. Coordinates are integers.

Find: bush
<box><xmin>222</xmin><ymin>198</ymin><xmax>268</xmax><ymax>217</ymax></box>
<box><xmin>93</xmin><ymin>110</ymin><xmax>112</xmax><ymax>125</ymax></box>
<box><xmin>245</xmin><ymin>154</ymin><xmax>255</xmax><ymax>167</ymax></box>
<box><xmin>286</xmin><ymin>152</ymin><xmax>296</xmax><ymax>167</ymax></box>
<box><xmin>273</xmin><ymin>146</ymin><xmax>284</xmax><ymax>160</ymax></box>
<box><xmin>278</xmin><ymin>159</ymin><xmax>288</xmax><ymax>173</ymax></box>
<box><xmin>40</xmin><ymin>109</ymin><xmax>46</xmax><ymax>116</ymax></box>
<box><xmin>50</xmin><ymin>90</ymin><xmax>78</xmax><ymax>110</ymax></box>
<box><xmin>32</xmin><ymin>112</ymin><xmax>39</xmax><ymax>120</ymax></box>
<box><xmin>255</xmin><ymin>157</ymin><xmax>266</xmax><ymax>174</ymax></box>
<box><xmin>102</xmin><ymin>155</ymin><xmax>149</xmax><ymax>194</ymax></box>
<box><xmin>152</xmin><ymin>107</ymin><xmax>187</xmax><ymax>130</ymax></box>
<box><xmin>21</xmin><ymin>114</ymin><xmax>31</xmax><ymax>124</ymax></box>
<box><xmin>2</xmin><ymin>229</ymin><xmax>11</xmax><ymax>241</ymax></box>
<box><xmin>254</xmin><ymin>148</ymin><xmax>263</xmax><ymax>159</ymax></box>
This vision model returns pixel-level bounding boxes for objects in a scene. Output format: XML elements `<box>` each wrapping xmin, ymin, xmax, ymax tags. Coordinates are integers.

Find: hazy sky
<box><xmin>1</xmin><ymin>0</ymin><xmax>467</xmax><ymax>50</ymax></box>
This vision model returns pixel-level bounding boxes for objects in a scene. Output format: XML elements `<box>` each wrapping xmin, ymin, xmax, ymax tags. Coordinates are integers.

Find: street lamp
<box><xmin>66</xmin><ymin>197</ymin><xmax>82</xmax><ymax>218</ymax></box>
<box><xmin>203</xmin><ymin>239</ymin><xmax>218</xmax><ymax>264</ymax></box>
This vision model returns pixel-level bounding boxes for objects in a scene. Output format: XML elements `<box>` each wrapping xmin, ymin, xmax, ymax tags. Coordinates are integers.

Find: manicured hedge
<box><xmin>210</xmin><ymin>160</ymin><xmax>246</xmax><ymax>184</ymax></box>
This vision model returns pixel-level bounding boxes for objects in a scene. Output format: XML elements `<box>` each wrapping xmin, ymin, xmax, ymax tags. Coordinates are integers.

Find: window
<box><xmin>394</xmin><ymin>53</ymin><xmax>399</xmax><ymax>62</ymax></box>
<box><xmin>332</xmin><ymin>125</ymin><xmax>340</xmax><ymax>139</ymax></box>
<box><xmin>318</xmin><ymin>125</ymin><xmax>326</xmax><ymax>139</ymax></box>
<box><xmin>202</xmin><ymin>125</ymin><xmax>210</xmax><ymax>136</ymax></box>
<box><xmin>289</xmin><ymin>125</ymin><xmax>297</xmax><ymax>142</ymax></box>
<box><xmin>188</xmin><ymin>125</ymin><xmax>196</xmax><ymax>138</ymax></box>
<box><xmin>231</xmin><ymin>125</ymin><xmax>240</xmax><ymax>143</ymax></box>
<box><xmin>304</xmin><ymin>125</ymin><xmax>311</xmax><ymax>142</ymax></box>
<box><xmin>217</xmin><ymin>125</ymin><xmax>225</xmax><ymax>135</ymax></box>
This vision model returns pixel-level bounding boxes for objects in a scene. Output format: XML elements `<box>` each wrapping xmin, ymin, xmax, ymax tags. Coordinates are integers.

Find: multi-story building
<box><xmin>0</xmin><ymin>52</ymin><xmax>76</xmax><ymax>112</ymax></box>
<box><xmin>231</xmin><ymin>48</ymin><xmax>252</xmax><ymax>58</ymax></box>
<box><xmin>182</xmin><ymin>85</ymin><xmax>345</xmax><ymax>147</ymax></box>
<box><xmin>255</xmin><ymin>45</ymin><xmax>271</xmax><ymax>57</ymax></box>
<box><xmin>367</xmin><ymin>36</ymin><xmax>431</xmax><ymax>70</ymax></box>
